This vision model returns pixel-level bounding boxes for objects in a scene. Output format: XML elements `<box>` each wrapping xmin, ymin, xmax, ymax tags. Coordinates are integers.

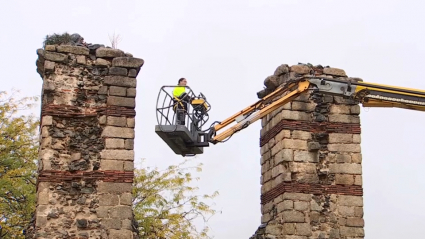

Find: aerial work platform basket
<box><xmin>155</xmin><ymin>86</ymin><xmax>213</xmax><ymax>156</ymax></box>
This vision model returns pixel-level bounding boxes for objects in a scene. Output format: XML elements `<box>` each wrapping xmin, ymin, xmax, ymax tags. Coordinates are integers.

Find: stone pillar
<box><xmin>28</xmin><ymin>43</ymin><xmax>143</xmax><ymax>238</ymax></box>
<box><xmin>250</xmin><ymin>64</ymin><xmax>364</xmax><ymax>238</ymax></box>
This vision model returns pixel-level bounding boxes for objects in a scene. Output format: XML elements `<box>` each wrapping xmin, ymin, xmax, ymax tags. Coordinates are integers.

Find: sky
<box><xmin>2</xmin><ymin>0</ymin><xmax>425</xmax><ymax>238</ymax></box>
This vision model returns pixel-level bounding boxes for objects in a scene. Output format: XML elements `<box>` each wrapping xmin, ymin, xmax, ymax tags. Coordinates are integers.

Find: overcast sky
<box><xmin>2</xmin><ymin>0</ymin><xmax>425</xmax><ymax>238</ymax></box>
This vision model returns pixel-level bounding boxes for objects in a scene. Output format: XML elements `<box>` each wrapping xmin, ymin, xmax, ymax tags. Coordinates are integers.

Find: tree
<box><xmin>133</xmin><ymin>158</ymin><xmax>219</xmax><ymax>239</ymax></box>
<box><xmin>0</xmin><ymin>90</ymin><xmax>39</xmax><ymax>238</ymax></box>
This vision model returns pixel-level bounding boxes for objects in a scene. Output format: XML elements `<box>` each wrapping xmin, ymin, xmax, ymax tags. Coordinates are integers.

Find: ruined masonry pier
<box><xmin>250</xmin><ymin>64</ymin><xmax>365</xmax><ymax>239</ymax></box>
<box><xmin>30</xmin><ymin>44</ymin><xmax>143</xmax><ymax>238</ymax></box>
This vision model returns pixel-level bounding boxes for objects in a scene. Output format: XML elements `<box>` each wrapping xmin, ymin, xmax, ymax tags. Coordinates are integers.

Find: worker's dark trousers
<box><xmin>175</xmin><ymin>101</ymin><xmax>187</xmax><ymax>125</ymax></box>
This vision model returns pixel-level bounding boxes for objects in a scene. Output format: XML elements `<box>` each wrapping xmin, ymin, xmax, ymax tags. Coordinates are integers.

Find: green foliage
<box><xmin>0</xmin><ymin>90</ymin><xmax>39</xmax><ymax>238</ymax></box>
<box><xmin>43</xmin><ymin>32</ymin><xmax>72</xmax><ymax>47</ymax></box>
<box><xmin>133</xmin><ymin>158</ymin><xmax>219</xmax><ymax>239</ymax></box>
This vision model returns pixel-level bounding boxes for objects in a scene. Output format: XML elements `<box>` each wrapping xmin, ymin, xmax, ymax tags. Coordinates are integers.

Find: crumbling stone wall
<box><xmin>28</xmin><ymin>42</ymin><xmax>143</xmax><ymax>238</ymax></box>
<box><xmin>250</xmin><ymin>64</ymin><xmax>364</xmax><ymax>239</ymax></box>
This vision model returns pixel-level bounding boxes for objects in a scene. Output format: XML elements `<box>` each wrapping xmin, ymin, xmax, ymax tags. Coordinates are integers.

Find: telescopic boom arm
<box><xmin>208</xmin><ymin>76</ymin><xmax>425</xmax><ymax>144</ymax></box>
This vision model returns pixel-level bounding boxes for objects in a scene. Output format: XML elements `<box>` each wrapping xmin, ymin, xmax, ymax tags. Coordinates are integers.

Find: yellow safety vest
<box><xmin>173</xmin><ymin>86</ymin><xmax>185</xmax><ymax>98</ymax></box>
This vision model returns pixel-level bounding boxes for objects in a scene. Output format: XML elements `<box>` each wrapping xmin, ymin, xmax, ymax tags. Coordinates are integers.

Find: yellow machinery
<box><xmin>155</xmin><ymin>76</ymin><xmax>425</xmax><ymax>156</ymax></box>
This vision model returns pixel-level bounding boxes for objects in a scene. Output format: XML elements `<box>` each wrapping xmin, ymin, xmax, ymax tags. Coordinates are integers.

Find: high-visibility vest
<box><xmin>173</xmin><ymin>86</ymin><xmax>185</xmax><ymax>98</ymax></box>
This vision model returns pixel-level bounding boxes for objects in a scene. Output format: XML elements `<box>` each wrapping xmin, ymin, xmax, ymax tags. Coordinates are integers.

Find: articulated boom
<box><xmin>155</xmin><ymin>77</ymin><xmax>425</xmax><ymax>156</ymax></box>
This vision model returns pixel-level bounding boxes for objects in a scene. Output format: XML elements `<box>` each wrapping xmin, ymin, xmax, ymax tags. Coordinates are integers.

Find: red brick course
<box><xmin>261</xmin><ymin>181</ymin><xmax>363</xmax><ymax>204</ymax></box>
<box><xmin>37</xmin><ymin>170</ymin><xmax>134</xmax><ymax>183</ymax></box>
<box><xmin>260</xmin><ymin>119</ymin><xmax>361</xmax><ymax>147</ymax></box>
<box><xmin>41</xmin><ymin>104</ymin><xmax>136</xmax><ymax>117</ymax></box>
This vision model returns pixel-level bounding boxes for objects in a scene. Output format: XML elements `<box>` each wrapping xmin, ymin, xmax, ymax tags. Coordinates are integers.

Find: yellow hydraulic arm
<box><xmin>208</xmin><ymin>76</ymin><xmax>425</xmax><ymax>144</ymax></box>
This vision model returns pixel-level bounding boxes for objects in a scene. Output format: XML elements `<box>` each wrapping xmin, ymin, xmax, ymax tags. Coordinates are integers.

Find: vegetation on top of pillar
<box><xmin>0</xmin><ymin>90</ymin><xmax>39</xmax><ymax>239</ymax></box>
<box><xmin>133</xmin><ymin>158</ymin><xmax>219</xmax><ymax>239</ymax></box>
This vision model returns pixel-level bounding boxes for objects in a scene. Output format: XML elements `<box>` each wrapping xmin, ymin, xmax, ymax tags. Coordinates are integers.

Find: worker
<box><xmin>173</xmin><ymin>78</ymin><xmax>191</xmax><ymax>125</ymax></box>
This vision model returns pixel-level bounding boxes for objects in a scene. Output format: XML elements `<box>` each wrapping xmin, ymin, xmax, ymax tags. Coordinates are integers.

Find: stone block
<box><xmin>36</xmin><ymin>216</ymin><xmax>47</xmax><ymax>227</ymax></box>
<box><xmin>121</xmin><ymin>219</ymin><xmax>133</xmax><ymax>230</ymax></box>
<box><xmin>335</xmin><ymin>174</ymin><xmax>354</xmax><ymax>185</ymax></box>
<box><xmin>71</xmin><ymin>153</ymin><xmax>81</xmax><ymax>160</ymax></box>
<box><xmin>291</xmin><ymin>102</ymin><xmax>316</xmax><ymax>112</ymax></box>
<box><xmin>274</xmin><ymin>149</ymin><xmax>293</xmax><ymax>164</ymax></box>
<box><xmin>100</xmin><ymin>160</ymin><xmax>123</xmax><ymax>170</ymax></box>
<box><xmin>289</xmin><ymin>162</ymin><xmax>316</xmax><ymax>174</ymax></box>
<box><xmin>107</xmin><ymin>96</ymin><xmax>135</xmax><ymax>108</ymax></box>
<box><xmin>290</xmin><ymin>65</ymin><xmax>310</xmax><ymax>74</ymax></box>
<box><xmin>323</xmin><ymin>67</ymin><xmax>347</xmax><ymax>76</ymax></box>
<box><xmin>283</xmin><ymin>223</ymin><xmax>295</xmax><ymax>234</ymax></box>
<box><xmin>264</xmin><ymin>75</ymin><xmax>279</xmax><ymax>89</ymax></box>
<box><xmin>293</xmin><ymin>173</ymin><xmax>319</xmax><ymax>184</ymax></box>
<box><xmin>328</xmin><ymin>144</ymin><xmax>361</xmax><ymax>153</ymax></box>
<box><xmin>329</xmin><ymin>114</ymin><xmax>360</xmax><ymax>124</ymax></box>
<box><xmin>109</xmin><ymin>229</ymin><xmax>133</xmax><ymax>239</ymax></box>
<box><xmin>97</xmin><ymin>182</ymin><xmax>132</xmax><ymax>194</ymax></box>
<box><xmin>261</xmin><ymin>181</ymin><xmax>272</xmax><ymax>194</ymax></box>
<box><xmin>339</xmin><ymin>195</ymin><xmax>363</xmax><ymax>206</ymax></box>
<box><xmin>282</xmin><ymin>193</ymin><xmax>311</xmax><ymax>201</ymax></box>
<box><xmin>270</xmin><ymin>142</ymin><xmax>281</xmax><ymax>156</ymax></box>
<box><xmin>102</xmin><ymin>126</ymin><xmax>135</xmax><ymax>138</ymax></box>
<box><xmin>107</xmin><ymin>116</ymin><xmax>127</xmax><ymax>127</ymax></box>
<box><xmin>329</xmin><ymin>163</ymin><xmax>362</xmax><ymax>174</ymax></box>
<box><xmin>328</xmin><ymin>133</ymin><xmax>353</xmax><ymax>143</ymax></box>
<box><xmin>100</xmin><ymin>150</ymin><xmax>134</xmax><ymax>160</ymax></box>
<box><xmin>282</xmin><ymin>211</ymin><xmax>305</xmax><ymax>222</ymax></box>
<box><xmin>353</xmin><ymin>134</ymin><xmax>361</xmax><ymax>143</ymax></box>
<box><xmin>120</xmin><ymin>193</ymin><xmax>133</xmax><ymax>205</ymax></box>
<box><xmin>124</xmin><ymin>161</ymin><xmax>134</xmax><ymax>171</ymax></box>
<box><xmin>40</xmin><ymin>137</ymin><xmax>52</xmax><ymax>148</ymax></box>
<box><xmin>41</xmin><ymin>126</ymin><xmax>49</xmax><ymax>137</ymax></box>
<box><xmin>99</xmin><ymin>194</ymin><xmax>119</xmax><ymax>206</ymax></box>
<box><xmin>280</xmin><ymin>110</ymin><xmax>310</xmax><ymax>121</ymax></box>
<box><xmin>45</xmin><ymin>45</ymin><xmax>56</xmax><ymax>51</ymax></box>
<box><xmin>127</xmin><ymin>117</ymin><xmax>135</xmax><ymax>128</ymax></box>
<box><xmin>109</xmin><ymin>67</ymin><xmax>128</xmax><ymax>76</ymax></box>
<box><xmin>98</xmin><ymin>86</ymin><xmax>108</xmax><ymax>95</ymax></box>
<box><xmin>125</xmin><ymin>139</ymin><xmax>134</xmax><ymax>149</ymax></box>
<box><xmin>96</xmin><ymin>206</ymin><xmax>112</xmax><ymax>218</ymax></box>
<box><xmin>109</xmin><ymin>86</ymin><xmax>127</xmax><ymax>96</ymax></box>
<box><xmin>278</xmin><ymin>200</ymin><xmax>294</xmax><ymax>212</ymax></box>
<box><xmin>112</xmin><ymin>57</ymin><xmax>144</xmax><ymax>68</ymax></box>
<box><xmin>346</xmin><ymin>217</ymin><xmax>364</xmax><ymax>227</ymax></box>
<box><xmin>95</xmin><ymin>58</ymin><xmax>111</xmax><ymax>66</ymax></box>
<box><xmin>44</xmin><ymin>51</ymin><xmax>67</xmax><ymax>62</ymax></box>
<box><xmin>354</xmin><ymin>175</ymin><xmax>362</xmax><ymax>185</ymax></box>
<box><xmin>104</xmin><ymin>76</ymin><xmax>137</xmax><ymax>88</ymax></box>
<box><xmin>292</xmin><ymin>130</ymin><xmax>311</xmax><ymax>140</ymax></box>
<box><xmin>101</xmin><ymin>218</ymin><xmax>122</xmax><ymax>230</ymax></box>
<box><xmin>128</xmin><ymin>69</ymin><xmax>138</xmax><ymax>77</ymax></box>
<box><xmin>38</xmin><ymin>188</ymin><xmax>49</xmax><ymax>205</ymax></box>
<box><xmin>96</xmin><ymin>47</ymin><xmax>125</xmax><ymax>58</ymax></box>
<box><xmin>294</xmin><ymin>151</ymin><xmax>318</xmax><ymax>163</ymax></box>
<box><xmin>310</xmin><ymin>200</ymin><xmax>323</xmax><ymax>211</ymax></box>
<box><xmin>334</xmin><ymin>153</ymin><xmax>351</xmax><ymax>163</ymax></box>
<box><xmin>263</xmin><ymin>170</ymin><xmax>272</xmax><ymax>183</ymax></box>
<box><xmin>354</xmin><ymin>206</ymin><xmax>364</xmax><ymax>217</ymax></box>
<box><xmin>42</xmin><ymin>116</ymin><xmax>53</xmax><ymax>126</ymax></box>
<box><xmin>110</xmin><ymin>206</ymin><xmax>133</xmax><ymax>219</ymax></box>
<box><xmin>282</xmin><ymin>139</ymin><xmax>308</xmax><ymax>150</ymax></box>
<box><xmin>99</xmin><ymin>115</ymin><xmax>107</xmax><ymax>124</ymax></box>
<box><xmin>105</xmin><ymin>138</ymin><xmax>125</xmax><ymax>149</ymax></box>
<box><xmin>127</xmin><ymin>88</ymin><xmax>136</xmax><ymax>97</ymax></box>
<box><xmin>340</xmin><ymin>226</ymin><xmax>364</xmax><ymax>237</ymax></box>
<box><xmin>329</xmin><ymin>105</ymin><xmax>350</xmax><ymax>114</ymax></box>
<box><xmin>294</xmin><ymin>201</ymin><xmax>309</xmax><ymax>211</ymax></box>
<box><xmin>295</xmin><ymin>223</ymin><xmax>312</xmax><ymax>236</ymax></box>
<box><xmin>337</xmin><ymin>206</ymin><xmax>355</xmax><ymax>217</ymax></box>
<box><xmin>351</xmin><ymin>105</ymin><xmax>361</xmax><ymax>114</ymax></box>
<box><xmin>57</xmin><ymin>45</ymin><xmax>89</xmax><ymax>55</ymax></box>
<box><xmin>44</xmin><ymin>60</ymin><xmax>55</xmax><ymax>72</ymax></box>
<box><xmin>274</xmin><ymin>64</ymin><xmax>289</xmax><ymax>76</ymax></box>
<box><xmin>76</xmin><ymin>55</ymin><xmax>86</xmax><ymax>64</ymax></box>
<box><xmin>352</xmin><ymin>153</ymin><xmax>362</xmax><ymax>163</ymax></box>
<box><xmin>272</xmin><ymin>164</ymin><xmax>284</xmax><ymax>178</ymax></box>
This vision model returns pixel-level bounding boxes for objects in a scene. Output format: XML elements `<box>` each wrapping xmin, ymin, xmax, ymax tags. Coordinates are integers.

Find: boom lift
<box><xmin>155</xmin><ymin>76</ymin><xmax>425</xmax><ymax>156</ymax></box>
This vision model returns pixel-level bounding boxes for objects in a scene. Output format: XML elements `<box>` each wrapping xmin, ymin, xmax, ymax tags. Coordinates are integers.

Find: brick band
<box><xmin>261</xmin><ymin>181</ymin><xmax>363</xmax><ymax>204</ymax></box>
<box><xmin>41</xmin><ymin>104</ymin><xmax>136</xmax><ymax>117</ymax></box>
<box><xmin>260</xmin><ymin>119</ymin><xmax>361</xmax><ymax>147</ymax></box>
<box><xmin>37</xmin><ymin>170</ymin><xmax>134</xmax><ymax>183</ymax></box>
